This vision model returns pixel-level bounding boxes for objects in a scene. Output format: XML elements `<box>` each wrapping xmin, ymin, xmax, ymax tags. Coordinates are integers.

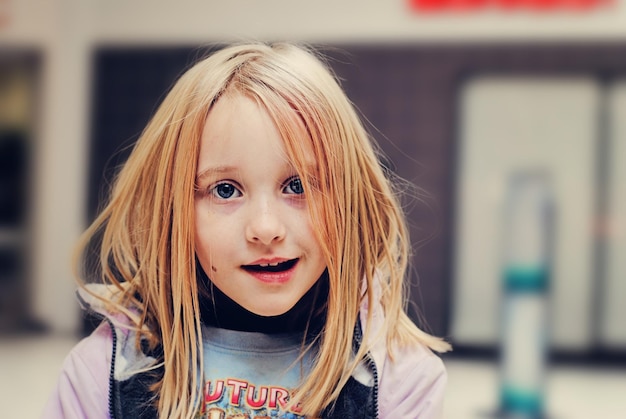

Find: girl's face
<box><xmin>194</xmin><ymin>93</ymin><xmax>327</xmax><ymax>316</ymax></box>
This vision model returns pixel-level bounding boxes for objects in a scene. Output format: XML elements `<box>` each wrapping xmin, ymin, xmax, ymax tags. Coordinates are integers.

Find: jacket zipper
<box><xmin>105</xmin><ymin>317</ymin><xmax>118</xmax><ymax>419</ymax></box>
<box><xmin>76</xmin><ymin>292</ymin><xmax>118</xmax><ymax>419</ymax></box>
<box><xmin>354</xmin><ymin>321</ymin><xmax>380</xmax><ymax>419</ymax></box>
<box><xmin>365</xmin><ymin>351</ymin><xmax>380</xmax><ymax>419</ymax></box>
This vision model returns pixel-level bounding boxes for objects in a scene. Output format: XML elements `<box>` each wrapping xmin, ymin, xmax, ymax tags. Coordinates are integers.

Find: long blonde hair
<box><xmin>76</xmin><ymin>42</ymin><xmax>449</xmax><ymax>418</ymax></box>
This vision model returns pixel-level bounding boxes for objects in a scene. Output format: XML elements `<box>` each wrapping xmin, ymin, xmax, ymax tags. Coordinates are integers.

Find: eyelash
<box><xmin>204</xmin><ymin>176</ymin><xmax>305</xmax><ymax>200</ymax></box>
<box><xmin>283</xmin><ymin>176</ymin><xmax>304</xmax><ymax>195</ymax></box>
<box><xmin>210</xmin><ymin>182</ymin><xmax>241</xmax><ymax>200</ymax></box>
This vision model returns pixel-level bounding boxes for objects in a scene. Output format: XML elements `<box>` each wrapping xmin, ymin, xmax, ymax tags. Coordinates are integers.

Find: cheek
<box><xmin>195</xmin><ymin>213</ymin><xmax>219</xmax><ymax>263</ymax></box>
<box><xmin>195</xmin><ymin>231</ymin><xmax>225</xmax><ymax>278</ymax></box>
<box><xmin>298</xmin><ymin>211</ymin><xmax>321</xmax><ymax>246</ymax></box>
<box><xmin>299</xmin><ymin>226</ymin><xmax>326</xmax><ymax>270</ymax></box>
<box><xmin>195</xmin><ymin>214</ymin><xmax>238</xmax><ymax>264</ymax></box>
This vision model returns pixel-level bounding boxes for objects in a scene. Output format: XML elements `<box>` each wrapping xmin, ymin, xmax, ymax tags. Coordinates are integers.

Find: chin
<box><xmin>250</xmin><ymin>307</ymin><xmax>290</xmax><ymax>317</ymax></box>
<box><xmin>246</xmin><ymin>301</ymin><xmax>294</xmax><ymax>317</ymax></box>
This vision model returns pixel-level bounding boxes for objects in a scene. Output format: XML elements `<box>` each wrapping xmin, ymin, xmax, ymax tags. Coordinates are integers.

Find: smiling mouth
<box><xmin>242</xmin><ymin>258</ymin><xmax>299</xmax><ymax>273</ymax></box>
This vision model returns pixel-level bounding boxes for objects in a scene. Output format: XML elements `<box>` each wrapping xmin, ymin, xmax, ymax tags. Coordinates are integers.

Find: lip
<box><xmin>241</xmin><ymin>258</ymin><xmax>299</xmax><ymax>284</ymax></box>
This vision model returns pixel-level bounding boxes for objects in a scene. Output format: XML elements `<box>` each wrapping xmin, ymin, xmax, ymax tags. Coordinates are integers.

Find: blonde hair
<box><xmin>76</xmin><ymin>42</ymin><xmax>450</xmax><ymax>418</ymax></box>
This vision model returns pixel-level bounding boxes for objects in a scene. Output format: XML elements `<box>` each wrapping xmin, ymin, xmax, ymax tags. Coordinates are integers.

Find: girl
<box><xmin>45</xmin><ymin>42</ymin><xmax>450</xmax><ymax>418</ymax></box>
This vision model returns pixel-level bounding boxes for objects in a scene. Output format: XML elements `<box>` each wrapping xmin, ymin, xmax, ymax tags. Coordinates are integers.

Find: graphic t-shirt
<box><xmin>199</xmin><ymin>326</ymin><xmax>316</xmax><ymax>419</ymax></box>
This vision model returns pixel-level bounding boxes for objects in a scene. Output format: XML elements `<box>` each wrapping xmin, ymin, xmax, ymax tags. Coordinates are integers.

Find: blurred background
<box><xmin>1</xmin><ymin>0</ymin><xmax>626</xmax><ymax>417</ymax></box>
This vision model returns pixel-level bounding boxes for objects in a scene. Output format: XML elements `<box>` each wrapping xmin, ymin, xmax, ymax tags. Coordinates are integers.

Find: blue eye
<box><xmin>284</xmin><ymin>177</ymin><xmax>304</xmax><ymax>195</ymax></box>
<box><xmin>211</xmin><ymin>182</ymin><xmax>240</xmax><ymax>199</ymax></box>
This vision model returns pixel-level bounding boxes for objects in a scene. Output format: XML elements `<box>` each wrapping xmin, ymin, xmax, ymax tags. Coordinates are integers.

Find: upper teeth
<box><xmin>259</xmin><ymin>262</ymin><xmax>280</xmax><ymax>267</ymax></box>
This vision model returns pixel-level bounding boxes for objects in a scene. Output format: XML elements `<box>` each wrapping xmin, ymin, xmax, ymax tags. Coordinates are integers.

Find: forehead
<box><xmin>198</xmin><ymin>92</ymin><xmax>316</xmax><ymax>171</ymax></box>
<box><xmin>201</xmin><ymin>94</ymin><xmax>279</xmax><ymax>149</ymax></box>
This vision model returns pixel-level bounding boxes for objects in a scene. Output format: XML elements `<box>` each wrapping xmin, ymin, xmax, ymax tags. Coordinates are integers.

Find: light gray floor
<box><xmin>443</xmin><ymin>358</ymin><xmax>626</xmax><ymax>419</ymax></box>
<box><xmin>0</xmin><ymin>334</ymin><xmax>77</xmax><ymax>418</ymax></box>
<box><xmin>2</xmin><ymin>335</ymin><xmax>625</xmax><ymax>418</ymax></box>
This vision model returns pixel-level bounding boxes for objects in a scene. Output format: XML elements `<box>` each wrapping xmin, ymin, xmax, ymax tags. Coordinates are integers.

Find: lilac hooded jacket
<box><xmin>43</xmin><ymin>285</ymin><xmax>447</xmax><ymax>418</ymax></box>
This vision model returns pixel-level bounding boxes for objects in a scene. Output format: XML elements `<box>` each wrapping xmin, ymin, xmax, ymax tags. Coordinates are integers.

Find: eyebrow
<box><xmin>195</xmin><ymin>165</ymin><xmax>238</xmax><ymax>183</ymax></box>
<box><xmin>195</xmin><ymin>162</ymin><xmax>319</xmax><ymax>183</ymax></box>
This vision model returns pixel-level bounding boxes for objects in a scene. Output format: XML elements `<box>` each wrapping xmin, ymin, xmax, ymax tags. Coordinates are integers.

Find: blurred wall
<box><xmin>2</xmin><ymin>0</ymin><xmax>626</xmax><ymax>334</ymax></box>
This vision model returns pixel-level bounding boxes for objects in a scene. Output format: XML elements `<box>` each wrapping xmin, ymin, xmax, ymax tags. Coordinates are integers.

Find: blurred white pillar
<box><xmin>602</xmin><ymin>82</ymin><xmax>626</xmax><ymax>348</ymax></box>
<box><xmin>31</xmin><ymin>0</ymin><xmax>92</xmax><ymax>334</ymax></box>
<box><xmin>452</xmin><ymin>77</ymin><xmax>599</xmax><ymax>351</ymax></box>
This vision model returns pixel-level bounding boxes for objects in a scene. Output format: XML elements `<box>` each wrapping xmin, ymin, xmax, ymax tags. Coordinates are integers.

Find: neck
<box><xmin>198</xmin><ymin>270</ymin><xmax>328</xmax><ymax>335</ymax></box>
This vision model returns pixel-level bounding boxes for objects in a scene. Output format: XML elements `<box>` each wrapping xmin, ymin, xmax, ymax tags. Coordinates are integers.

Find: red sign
<box><xmin>409</xmin><ymin>0</ymin><xmax>613</xmax><ymax>11</ymax></box>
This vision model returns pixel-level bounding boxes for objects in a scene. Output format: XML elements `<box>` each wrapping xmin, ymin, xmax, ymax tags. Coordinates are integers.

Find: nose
<box><xmin>245</xmin><ymin>198</ymin><xmax>286</xmax><ymax>245</ymax></box>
